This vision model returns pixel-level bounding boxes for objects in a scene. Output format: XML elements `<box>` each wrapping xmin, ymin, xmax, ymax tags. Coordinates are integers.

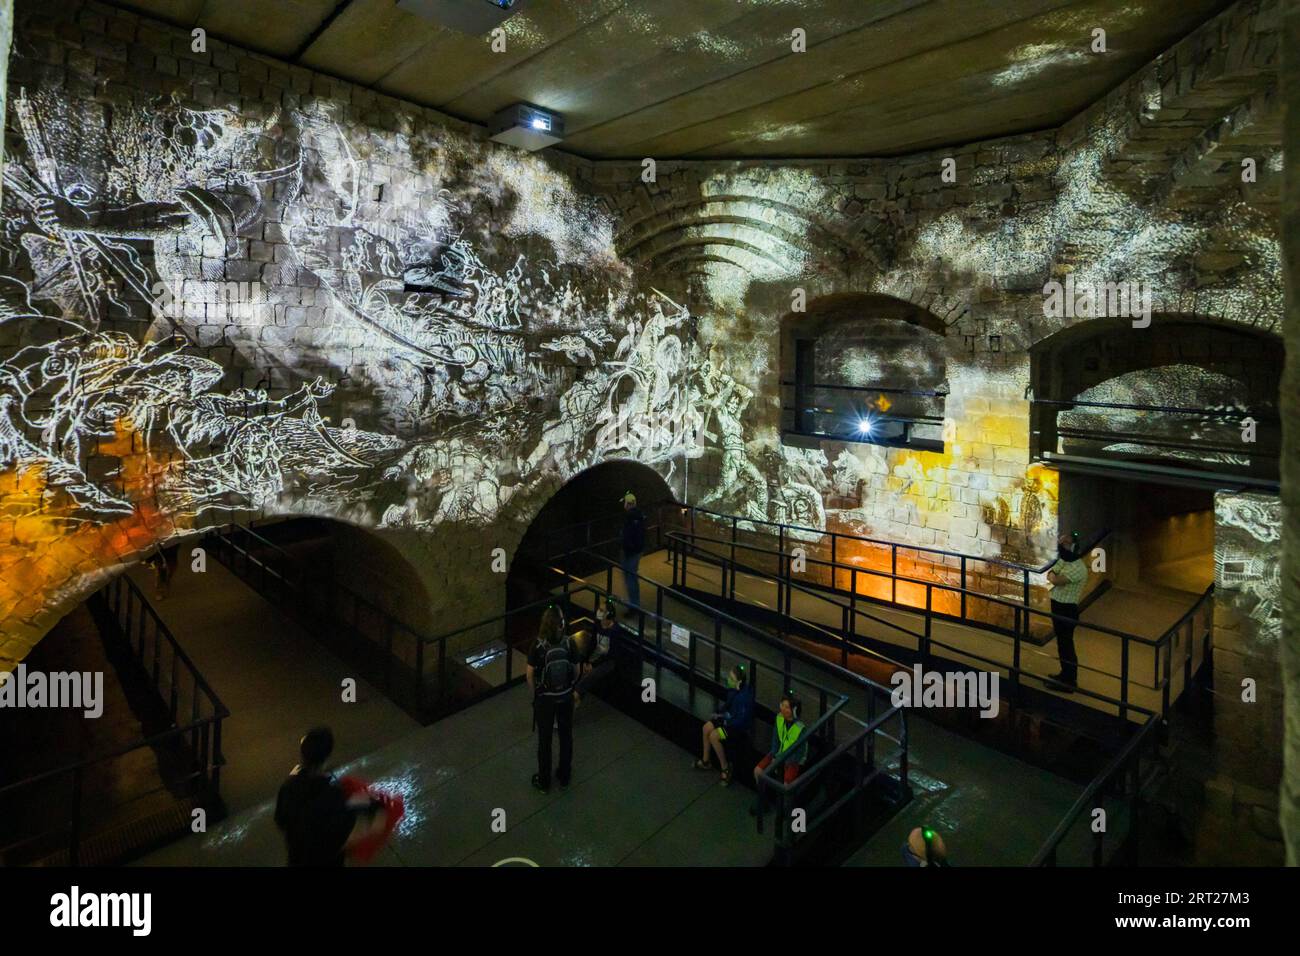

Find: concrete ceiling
<box><xmin>111</xmin><ymin>0</ymin><xmax>1235</xmax><ymax>159</ymax></box>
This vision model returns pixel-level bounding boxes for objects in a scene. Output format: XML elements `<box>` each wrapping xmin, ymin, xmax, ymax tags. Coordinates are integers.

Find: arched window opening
<box><xmin>780</xmin><ymin>295</ymin><xmax>948</xmax><ymax>452</ymax></box>
<box><xmin>1030</xmin><ymin>317</ymin><xmax>1281</xmax><ymax>490</ymax></box>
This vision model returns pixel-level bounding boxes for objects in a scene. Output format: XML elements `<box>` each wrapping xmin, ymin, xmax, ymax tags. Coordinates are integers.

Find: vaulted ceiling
<box><xmin>110</xmin><ymin>0</ymin><xmax>1234</xmax><ymax>159</ymax></box>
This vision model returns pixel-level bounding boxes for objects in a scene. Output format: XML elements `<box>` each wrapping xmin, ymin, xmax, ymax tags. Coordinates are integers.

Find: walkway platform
<box><xmin>617</xmin><ymin>549</ymin><xmax>1204</xmax><ymax>722</ymax></box>
<box><xmin>137</xmin><ymin>684</ymin><xmax>772</xmax><ymax>867</ymax></box>
<box><xmin>843</xmin><ymin>716</ymin><xmax>1092</xmax><ymax>866</ymax></box>
<box><xmin>130</xmin><ymin>558</ymin><xmax>419</xmax><ymax>815</ymax></box>
<box><xmin>555</xmin><ymin>582</ymin><xmax>1098</xmax><ymax>866</ymax></box>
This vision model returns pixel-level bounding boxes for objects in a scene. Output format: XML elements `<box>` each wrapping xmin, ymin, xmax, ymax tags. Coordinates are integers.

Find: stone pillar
<box><xmin>1281</xmin><ymin>0</ymin><xmax>1300</xmax><ymax>866</ymax></box>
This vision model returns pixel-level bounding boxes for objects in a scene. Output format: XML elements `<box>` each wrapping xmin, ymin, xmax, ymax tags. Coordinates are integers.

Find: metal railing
<box><xmin>1031</xmin><ymin>711</ymin><xmax>1164</xmax><ymax>866</ymax></box>
<box><xmin>1031</xmin><ymin>396</ymin><xmax>1281</xmax><ymax>487</ymax></box>
<box><xmin>779</xmin><ymin>379</ymin><xmax>947</xmax><ymax>450</ymax></box>
<box><xmin>544</xmin><ymin>540</ymin><xmax>1176</xmax><ymax>866</ymax></box>
<box><xmin>673</xmin><ymin>502</ymin><xmax>1114</xmax><ymax>625</ymax></box>
<box><xmin>207</xmin><ymin>522</ymin><xmax>524</xmax><ymax>721</ymax></box>
<box><xmin>532</xmin><ymin>519</ymin><xmax>1195</xmax><ymax>866</ymax></box>
<box><xmin>535</xmin><ymin>501</ymin><xmax>1113</xmax><ymax>635</ymax></box>
<box><xmin>536</xmin><ymin>546</ymin><xmax>910</xmax><ymax>864</ymax></box>
<box><xmin>0</xmin><ymin>571</ymin><xmax>227</xmax><ymax>866</ymax></box>
<box><xmin>666</xmin><ymin>527</ymin><xmax>1212</xmax><ymax>724</ymax></box>
<box><xmin>519</xmin><ymin>503</ymin><xmax>671</xmax><ymax>569</ymax></box>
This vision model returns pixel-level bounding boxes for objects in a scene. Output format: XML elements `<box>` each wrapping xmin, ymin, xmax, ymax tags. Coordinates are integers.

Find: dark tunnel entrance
<box><xmin>506</xmin><ymin>460</ymin><xmax>675</xmax><ymax>621</ymax></box>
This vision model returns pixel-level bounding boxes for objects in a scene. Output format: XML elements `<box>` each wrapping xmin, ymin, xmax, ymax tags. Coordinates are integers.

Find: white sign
<box><xmin>669</xmin><ymin>624</ymin><xmax>691</xmax><ymax>648</ymax></box>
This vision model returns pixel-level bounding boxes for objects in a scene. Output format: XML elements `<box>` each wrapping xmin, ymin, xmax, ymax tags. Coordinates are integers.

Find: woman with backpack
<box><xmin>527</xmin><ymin>606</ymin><xmax>580</xmax><ymax>793</ymax></box>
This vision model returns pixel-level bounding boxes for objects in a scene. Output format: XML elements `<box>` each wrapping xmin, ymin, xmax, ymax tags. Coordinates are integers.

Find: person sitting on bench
<box><xmin>694</xmin><ymin>664</ymin><xmax>754</xmax><ymax>786</ymax></box>
<box><xmin>750</xmin><ymin>693</ymin><xmax>808</xmax><ymax>816</ymax></box>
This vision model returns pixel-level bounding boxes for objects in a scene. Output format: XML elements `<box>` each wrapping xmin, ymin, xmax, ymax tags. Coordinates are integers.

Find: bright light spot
<box><xmin>531</xmin><ymin>117</ymin><xmax>549</xmax><ymax>131</ymax></box>
<box><xmin>857</xmin><ymin>419</ymin><xmax>874</xmax><ymax>436</ymax></box>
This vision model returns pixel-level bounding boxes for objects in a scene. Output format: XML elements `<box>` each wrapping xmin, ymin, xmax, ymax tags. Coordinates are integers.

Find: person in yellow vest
<box><xmin>753</xmin><ymin>693</ymin><xmax>808</xmax><ymax>786</ymax></box>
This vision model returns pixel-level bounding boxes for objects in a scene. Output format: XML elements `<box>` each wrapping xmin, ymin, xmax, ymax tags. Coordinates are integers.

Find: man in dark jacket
<box><xmin>273</xmin><ymin>727</ymin><xmax>387</xmax><ymax>866</ymax></box>
<box><xmin>620</xmin><ymin>492</ymin><xmax>646</xmax><ymax>615</ymax></box>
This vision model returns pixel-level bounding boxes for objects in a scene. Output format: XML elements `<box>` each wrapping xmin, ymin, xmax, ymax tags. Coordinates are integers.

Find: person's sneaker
<box><xmin>557</xmin><ymin>776</ymin><xmax>570</xmax><ymax>789</ymax></box>
<box><xmin>531</xmin><ymin>774</ymin><xmax>550</xmax><ymax>793</ymax></box>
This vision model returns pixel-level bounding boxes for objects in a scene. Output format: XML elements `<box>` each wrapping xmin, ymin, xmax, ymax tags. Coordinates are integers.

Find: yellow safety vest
<box><xmin>777</xmin><ymin>714</ymin><xmax>804</xmax><ymax>752</ymax></box>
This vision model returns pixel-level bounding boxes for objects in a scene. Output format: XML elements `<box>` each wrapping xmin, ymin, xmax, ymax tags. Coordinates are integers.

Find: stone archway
<box><xmin>779</xmin><ymin>293</ymin><xmax>949</xmax><ymax>450</ymax></box>
<box><xmin>1029</xmin><ymin>315</ymin><xmax>1283</xmax><ymax>483</ymax></box>
<box><xmin>506</xmin><ymin>458</ymin><xmax>675</xmax><ymax>613</ymax></box>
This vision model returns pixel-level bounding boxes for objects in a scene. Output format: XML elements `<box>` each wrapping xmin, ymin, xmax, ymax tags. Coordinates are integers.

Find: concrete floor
<box><xmin>562</xmin><ymin>579</ymin><xmax>1094</xmax><ymax>866</ymax></box>
<box><xmin>122</xmin><ymin>547</ymin><xmax>1131</xmax><ymax>867</ymax></box>
<box><xmin>131</xmin><ymin>557</ymin><xmax>419</xmax><ymax>815</ymax></box>
<box><xmin>843</xmin><ymin>716</ymin><xmax>1087</xmax><ymax>866</ymax></box>
<box><xmin>137</xmin><ymin>684</ymin><xmax>772</xmax><ymax>867</ymax></box>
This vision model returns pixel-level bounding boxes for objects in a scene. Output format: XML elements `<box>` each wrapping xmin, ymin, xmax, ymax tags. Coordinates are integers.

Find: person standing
<box><xmin>528</xmin><ymin>607</ymin><xmax>579</xmax><ymax>793</ymax></box>
<box><xmin>273</xmin><ymin>727</ymin><xmax>389</xmax><ymax>866</ymax></box>
<box><xmin>1046</xmin><ymin>531</ymin><xmax>1089</xmax><ymax>692</ymax></box>
<box><xmin>619</xmin><ymin>492</ymin><xmax>646</xmax><ymax>615</ymax></box>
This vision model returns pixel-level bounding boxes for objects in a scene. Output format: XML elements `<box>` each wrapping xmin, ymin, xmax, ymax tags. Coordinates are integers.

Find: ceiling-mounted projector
<box><xmin>489</xmin><ymin>103</ymin><xmax>565</xmax><ymax>151</ymax></box>
<box><xmin>397</xmin><ymin>0</ymin><xmax>529</xmax><ymax>36</ymax></box>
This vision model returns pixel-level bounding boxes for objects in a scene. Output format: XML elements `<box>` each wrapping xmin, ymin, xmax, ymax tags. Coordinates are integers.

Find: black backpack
<box><xmin>538</xmin><ymin>639</ymin><xmax>577</xmax><ymax>698</ymax></box>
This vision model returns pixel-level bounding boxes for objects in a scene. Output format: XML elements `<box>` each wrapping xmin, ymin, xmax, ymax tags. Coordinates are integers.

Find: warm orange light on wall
<box><xmin>0</xmin><ymin>419</ymin><xmax>193</xmax><ymax>669</ymax></box>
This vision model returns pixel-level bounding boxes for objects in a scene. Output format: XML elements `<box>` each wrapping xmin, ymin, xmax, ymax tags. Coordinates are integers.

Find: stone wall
<box><xmin>586</xmin><ymin>0</ymin><xmax>1282</xmax><ymax>581</ymax></box>
<box><xmin>0</xmin><ymin>0</ymin><xmax>1285</xmax><ymax>730</ymax></box>
<box><xmin>1279</xmin><ymin>0</ymin><xmax>1299</xmax><ymax>867</ymax></box>
<box><xmin>0</xmin><ymin>0</ymin><xmax>680</xmax><ymax>665</ymax></box>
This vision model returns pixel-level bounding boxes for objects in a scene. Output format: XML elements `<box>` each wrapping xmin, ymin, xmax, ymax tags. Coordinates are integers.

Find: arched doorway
<box><xmin>0</xmin><ymin>515</ymin><xmax>427</xmax><ymax>865</ymax></box>
<box><xmin>1029</xmin><ymin>316</ymin><xmax>1283</xmax><ymax>594</ymax></box>
<box><xmin>506</xmin><ymin>460</ymin><xmax>675</xmax><ymax>616</ymax></box>
<box><xmin>1029</xmin><ymin>316</ymin><xmax>1282</xmax><ymax>487</ymax></box>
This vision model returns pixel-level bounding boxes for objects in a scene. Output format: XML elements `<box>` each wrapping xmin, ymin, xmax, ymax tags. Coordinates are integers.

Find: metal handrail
<box><xmin>537</xmin><ymin>551</ymin><xmax>908</xmax><ymax>863</ymax></box>
<box><xmin>523</xmin><ymin>503</ymin><xmax>672</xmax><ymax>563</ymax></box>
<box><xmin>670</xmin><ymin>532</ymin><xmax>926</xmax><ymax>647</ymax></box>
<box><xmin>1051</xmin><ymin>427</ymin><xmax>1280</xmax><ymax>459</ymax></box>
<box><xmin>218</xmin><ymin>522</ymin><xmax>431</xmax><ymax>637</ymax></box>
<box><xmin>757</xmin><ymin>706</ymin><xmax>908</xmax><ymax>856</ymax></box>
<box><xmin>1030</xmin><ymin>713</ymin><xmax>1163</xmax><ymax>866</ymax></box>
<box><xmin>1034</xmin><ymin>396</ymin><xmax>1279</xmax><ymax>419</ymax></box>
<box><xmin>550</xmin><ymin>541</ymin><xmax>1173</xmax><ymax>867</ymax></box>
<box><xmin>669</xmin><ymin>528</ymin><xmax>1156</xmax><ymax>647</ymax></box>
<box><xmin>666</xmin><ymin>529</ymin><xmax>1169</xmax><ymax>721</ymax></box>
<box><xmin>541</xmin><ymin>549</ymin><xmax>902</xmax><ymax>705</ymax></box>
<box><xmin>106</xmin><ymin>571</ymin><xmax>229</xmax><ymax>710</ymax></box>
<box><xmin>0</xmin><ymin>570</ymin><xmax>228</xmax><ymax>866</ymax></box>
<box><xmin>0</xmin><ymin>712</ymin><xmax>224</xmax><ymax>798</ymax></box>
<box><xmin>673</xmin><ymin>501</ymin><xmax>1108</xmax><ymax>577</ymax></box>
<box><xmin>207</xmin><ymin>523</ymin><xmax>517</xmax><ymax>719</ymax></box>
